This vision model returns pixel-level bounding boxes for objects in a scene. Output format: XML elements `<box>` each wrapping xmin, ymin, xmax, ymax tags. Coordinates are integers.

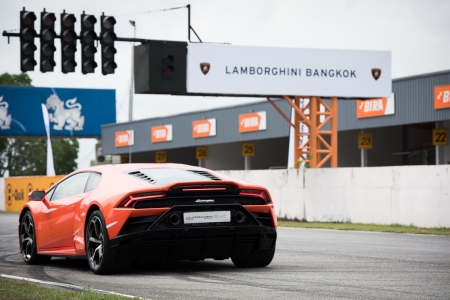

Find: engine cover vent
<box><xmin>186</xmin><ymin>170</ymin><xmax>221</xmax><ymax>181</ymax></box>
<box><xmin>128</xmin><ymin>171</ymin><xmax>156</xmax><ymax>184</ymax></box>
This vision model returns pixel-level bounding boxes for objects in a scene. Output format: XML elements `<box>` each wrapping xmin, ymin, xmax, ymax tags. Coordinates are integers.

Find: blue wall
<box><xmin>0</xmin><ymin>86</ymin><xmax>116</xmax><ymax>137</ymax></box>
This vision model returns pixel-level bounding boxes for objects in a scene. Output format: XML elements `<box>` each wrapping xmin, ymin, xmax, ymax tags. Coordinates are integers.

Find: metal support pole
<box><xmin>436</xmin><ymin>121</ymin><xmax>440</xmax><ymax>165</ymax></box>
<box><xmin>360</xmin><ymin>129</ymin><xmax>368</xmax><ymax>167</ymax></box>
<box><xmin>198</xmin><ymin>159</ymin><xmax>204</xmax><ymax>168</ymax></box>
<box><xmin>331</xmin><ymin>97</ymin><xmax>338</xmax><ymax>168</ymax></box>
<box><xmin>309</xmin><ymin>97</ymin><xmax>318</xmax><ymax>168</ymax></box>
<box><xmin>187</xmin><ymin>4</ymin><xmax>191</xmax><ymax>42</ymax></box>
<box><xmin>245</xmin><ymin>156</ymin><xmax>251</xmax><ymax>170</ymax></box>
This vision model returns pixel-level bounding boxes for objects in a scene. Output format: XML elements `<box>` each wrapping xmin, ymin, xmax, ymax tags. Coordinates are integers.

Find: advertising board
<box><xmin>239</xmin><ymin>111</ymin><xmax>266</xmax><ymax>133</ymax></box>
<box><xmin>192</xmin><ymin>118</ymin><xmax>216</xmax><ymax>138</ymax></box>
<box><xmin>356</xmin><ymin>93</ymin><xmax>395</xmax><ymax>118</ymax></box>
<box><xmin>187</xmin><ymin>43</ymin><xmax>391</xmax><ymax>98</ymax></box>
<box><xmin>151</xmin><ymin>125</ymin><xmax>173</xmax><ymax>143</ymax></box>
<box><xmin>0</xmin><ymin>86</ymin><xmax>115</xmax><ymax>137</ymax></box>
<box><xmin>4</xmin><ymin>175</ymin><xmax>65</xmax><ymax>211</ymax></box>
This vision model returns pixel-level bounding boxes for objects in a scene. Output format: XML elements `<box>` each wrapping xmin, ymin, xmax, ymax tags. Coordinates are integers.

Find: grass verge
<box><xmin>277</xmin><ymin>220</ymin><xmax>450</xmax><ymax>236</ymax></box>
<box><xmin>0</xmin><ymin>210</ymin><xmax>19</xmax><ymax>215</ymax></box>
<box><xmin>0</xmin><ymin>277</ymin><xmax>139</xmax><ymax>300</ymax></box>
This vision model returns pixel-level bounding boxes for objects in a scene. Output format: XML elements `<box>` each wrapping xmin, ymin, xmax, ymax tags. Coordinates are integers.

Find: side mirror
<box><xmin>28</xmin><ymin>190</ymin><xmax>45</xmax><ymax>201</ymax></box>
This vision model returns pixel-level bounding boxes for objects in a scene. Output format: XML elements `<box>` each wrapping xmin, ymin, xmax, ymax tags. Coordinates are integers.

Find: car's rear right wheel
<box><xmin>231</xmin><ymin>245</ymin><xmax>276</xmax><ymax>268</ymax></box>
<box><xmin>86</xmin><ymin>210</ymin><xmax>130</xmax><ymax>275</ymax></box>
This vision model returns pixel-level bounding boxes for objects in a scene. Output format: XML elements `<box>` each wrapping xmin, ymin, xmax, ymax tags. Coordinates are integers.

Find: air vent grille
<box><xmin>128</xmin><ymin>171</ymin><xmax>156</xmax><ymax>184</ymax></box>
<box><xmin>186</xmin><ymin>170</ymin><xmax>221</xmax><ymax>180</ymax></box>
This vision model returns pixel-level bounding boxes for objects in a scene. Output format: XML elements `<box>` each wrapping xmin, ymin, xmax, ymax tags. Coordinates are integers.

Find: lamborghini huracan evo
<box><xmin>19</xmin><ymin>163</ymin><xmax>277</xmax><ymax>274</ymax></box>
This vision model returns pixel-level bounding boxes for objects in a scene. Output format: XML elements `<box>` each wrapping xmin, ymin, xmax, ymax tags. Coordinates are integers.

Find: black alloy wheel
<box><xmin>86</xmin><ymin>210</ymin><xmax>130</xmax><ymax>275</ymax></box>
<box><xmin>20</xmin><ymin>211</ymin><xmax>51</xmax><ymax>264</ymax></box>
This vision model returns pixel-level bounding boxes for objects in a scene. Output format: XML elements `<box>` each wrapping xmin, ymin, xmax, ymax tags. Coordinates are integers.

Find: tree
<box><xmin>0</xmin><ymin>73</ymin><xmax>79</xmax><ymax>176</ymax></box>
<box><xmin>0</xmin><ymin>73</ymin><xmax>32</xmax><ymax>86</ymax></box>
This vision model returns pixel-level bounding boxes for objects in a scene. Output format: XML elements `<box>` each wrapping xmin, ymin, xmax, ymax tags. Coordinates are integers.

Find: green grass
<box><xmin>277</xmin><ymin>220</ymin><xmax>450</xmax><ymax>236</ymax></box>
<box><xmin>0</xmin><ymin>210</ymin><xmax>19</xmax><ymax>214</ymax></box>
<box><xmin>0</xmin><ymin>277</ymin><xmax>140</xmax><ymax>300</ymax></box>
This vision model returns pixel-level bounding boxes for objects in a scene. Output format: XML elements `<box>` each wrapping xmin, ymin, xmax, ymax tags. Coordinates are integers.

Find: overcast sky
<box><xmin>1</xmin><ymin>0</ymin><xmax>449</xmax><ymax>168</ymax></box>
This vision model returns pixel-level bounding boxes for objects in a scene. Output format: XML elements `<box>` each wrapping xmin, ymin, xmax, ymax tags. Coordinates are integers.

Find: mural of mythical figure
<box><xmin>0</xmin><ymin>96</ymin><xmax>12</xmax><ymax>130</ymax></box>
<box><xmin>45</xmin><ymin>94</ymin><xmax>85</xmax><ymax>131</ymax></box>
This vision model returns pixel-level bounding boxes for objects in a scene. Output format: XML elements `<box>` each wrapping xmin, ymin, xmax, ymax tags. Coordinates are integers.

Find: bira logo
<box><xmin>115</xmin><ymin>130</ymin><xmax>134</xmax><ymax>147</ymax></box>
<box><xmin>239</xmin><ymin>111</ymin><xmax>267</xmax><ymax>133</ymax></box>
<box><xmin>45</xmin><ymin>94</ymin><xmax>85</xmax><ymax>131</ymax></box>
<box><xmin>192</xmin><ymin>118</ymin><xmax>216</xmax><ymax>138</ymax></box>
<box><xmin>200</xmin><ymin>62</ymin><xmax>210</xmax><ymax>75</ymax></box>
<box><xmin>0</xmin><ymin>95</ymin><xmax>12</xmax><ymax>130</ymax></box>
<box><xmin>371</xmin><ymin>68</ymin><xmax>381</xmax><ymax>80</ymax></box>
<box><xmin>434</xmin><ymin>85</ymin><xmax>450</xmax><ymax>110</ymax></box>
<box><xmin>151</xmin><ymin>125</ymin><xmax>173</xmax><ymax>143</ymax></box>
<box><xmin>356</xmin><ymin>94</ymin><xmax>394</xmax><ymax>119</ymax></box>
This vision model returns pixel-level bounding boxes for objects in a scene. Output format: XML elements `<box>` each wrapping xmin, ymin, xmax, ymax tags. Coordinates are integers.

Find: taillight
<box><xmin>118</xmin><ymin>191</ymin><xmax>165</xmax><ymax>208</ymax></box>
<box><xmin>239</xmin><ymin>189</ymin><xmax>271</xmax><ymax>203</ymax></box>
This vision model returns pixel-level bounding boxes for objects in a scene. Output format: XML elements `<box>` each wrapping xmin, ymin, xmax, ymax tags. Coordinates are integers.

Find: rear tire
<box><xmin>20</xmin><ymin>211</ymin><xmax>51</xmax><ymax>265</ymax></box>
<box><xmin>231</xmin><ymin>245</ymin><xmax>275</xmax><ymax>268</ymax></box>
<box><xmin>85</xmin><ymin>210</ymin><xmax>130</xmax><ymax>275</ymax></box>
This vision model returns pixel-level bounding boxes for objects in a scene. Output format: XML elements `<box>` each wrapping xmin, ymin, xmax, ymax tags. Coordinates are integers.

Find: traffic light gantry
<box><xmin>5</xmin><ymin>7</ymin><xmax>126</xmax><ymax>75</ymax></box>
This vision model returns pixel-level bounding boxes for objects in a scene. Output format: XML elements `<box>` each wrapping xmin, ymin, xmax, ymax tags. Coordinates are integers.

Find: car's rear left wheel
<box><xmin>86</xmin><ymin>210</ymin><xmax>130</xmax><ymax>275</ymax></box>
<box><xmin>20</xmin><ymin>211</ymin><xmax>51</xmax><ymax>264</ymax></box>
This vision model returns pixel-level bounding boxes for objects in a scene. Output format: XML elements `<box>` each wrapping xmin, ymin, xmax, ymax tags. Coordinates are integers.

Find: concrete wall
<box><xmin>219</xmin><ymin>165</ymin><xmax>450</xmax><ymax>228</ymax></box>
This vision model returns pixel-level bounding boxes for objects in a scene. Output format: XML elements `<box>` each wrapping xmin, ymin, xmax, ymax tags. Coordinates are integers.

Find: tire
<box><xmin>85</xmin><ymin>210</ymin><xmax>130</xmax><ymax>275</ymax></box>
<box><xmin>231</xmin><ymin>245</ymin><xmax>276</xmax><ymax>268</ymax></box>
<box><xmin>20</xmin><ymin>211</ymin><xmax>51</xmax><ymax>265</ymax></box>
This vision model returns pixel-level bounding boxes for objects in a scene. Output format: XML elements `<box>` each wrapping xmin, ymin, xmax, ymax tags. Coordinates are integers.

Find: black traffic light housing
<box><xmin>60</xmin><ymin>12</ymin><xmax>77</xmax><ymax>73</ymax></box>
<box><xmin>100</xmin><ymin>15</ymin><xmax>117</xmax><ymax>75</ymax></box>
<box><xmin>80</xmin><ymin>13</ymin><xmax>97</xmax><ymax>74</ymax></box>
<box><xmin>40</xmin><ymin>11</ymin><xmax>56</xmax><ymax>72</ymax></box>
<box><xmin>20</xmin><ymin>9</ymin><xmax>37</xmax><ymax>72</ymax></box>
<box><xmin>134</xmin><ymin>40</ymin><xmax>187</xmax><ymax>94</ymax></box>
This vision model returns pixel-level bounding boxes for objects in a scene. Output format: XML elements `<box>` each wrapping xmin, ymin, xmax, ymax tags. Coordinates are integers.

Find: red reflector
<box><xmin>239</xmin><ymin>189</ymin><xmax>271</xmax><ymax>203</ymax></box>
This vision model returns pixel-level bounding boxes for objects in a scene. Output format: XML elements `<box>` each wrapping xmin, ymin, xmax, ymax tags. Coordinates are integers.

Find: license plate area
<box><xmin>184</xmin><ymin>211</ymin><xmax>230</xmax><ymax>224</ymax></box>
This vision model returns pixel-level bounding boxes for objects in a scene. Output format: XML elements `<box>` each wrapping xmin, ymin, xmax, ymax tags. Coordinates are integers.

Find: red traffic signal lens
<box><xmin>42</xmin><ymin>13</ymin><xmax>56</xmax><ymax>26</ymax></box>
<box><xmin>22</xmin><ymin>12</ymin><xmax>36</xmax><ymax>25</ymax></box>
<box><xmin>163</xmin><ymin>66</ymin><xmax>174</xmax><ymax>76</ymax></box>
<box><xmin>62</xmin><ymin>14</ymin><xmax>76</xmax><ymax>27</ymax></box>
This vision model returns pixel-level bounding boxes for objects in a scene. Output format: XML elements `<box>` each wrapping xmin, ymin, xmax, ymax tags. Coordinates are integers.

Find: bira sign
<box><xmin>187</xmin><ymin>43</ymin><xmax>391</xmax><ymax>98</ymax></box>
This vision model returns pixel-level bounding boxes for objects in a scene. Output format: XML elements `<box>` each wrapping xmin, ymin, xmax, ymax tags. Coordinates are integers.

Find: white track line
<box><xmin>1</xmin><ymin>274</ymin><xmax>148</xmax><ymax>299</ymax></box>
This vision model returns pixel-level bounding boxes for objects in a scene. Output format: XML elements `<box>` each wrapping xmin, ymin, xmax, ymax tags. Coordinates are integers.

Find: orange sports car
<box><xmin>20</xmin><ymin>163</ymin><xmax>277</xmax><ymax>274</ymax></box>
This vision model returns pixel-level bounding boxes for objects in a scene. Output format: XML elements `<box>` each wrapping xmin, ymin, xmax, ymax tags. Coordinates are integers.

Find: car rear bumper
<box><xmin>109</xmin><ymin>204</ymin><xmax>276</xmax><ymax>261</ymax></box>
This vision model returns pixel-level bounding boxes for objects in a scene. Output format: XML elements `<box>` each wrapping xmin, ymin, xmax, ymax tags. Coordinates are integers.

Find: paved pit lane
<box><xmin>1</xmin><ymin>214</ymin><xmax>449</xmax><ymax>299</ymax></box>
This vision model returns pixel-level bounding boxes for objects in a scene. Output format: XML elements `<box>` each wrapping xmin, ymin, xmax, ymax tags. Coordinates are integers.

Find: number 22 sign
<box><xmin>432</xmin><ymin>129</ymin><xmax>448</xmax><ymax>146</ymax></box>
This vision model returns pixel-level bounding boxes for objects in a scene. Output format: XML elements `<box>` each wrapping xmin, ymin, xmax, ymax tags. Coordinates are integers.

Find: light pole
<box><xmin>129</xmin><ymin>20</ymin><xmax>135</xmax><ymax>122</ymax></box>
<box><xmin>128</xmin><ymin>20</ymin><xmax>135</xmax><ymax>163</ymax></box>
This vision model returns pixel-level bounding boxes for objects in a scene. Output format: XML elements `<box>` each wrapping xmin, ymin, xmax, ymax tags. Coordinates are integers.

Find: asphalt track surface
<box><xmin>1</xmin><ymin>215</ymin><xmax>449</xmax><ymax>300</ymax></box>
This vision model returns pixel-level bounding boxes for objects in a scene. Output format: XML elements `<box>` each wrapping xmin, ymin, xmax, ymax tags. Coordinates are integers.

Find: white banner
<box><xmin>187</xmin><ymin>43</ymin><xmax>391</xmax><ymax>98</ymax></box>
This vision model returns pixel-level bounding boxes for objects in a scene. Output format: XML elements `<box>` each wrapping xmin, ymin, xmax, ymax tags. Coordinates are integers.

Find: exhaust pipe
<box><xmin>169</xmin><ymin>213</ymin><xmax>181</xmax><ymax>226</ymax></box>
<box><xmin>234</xmin><ymin>211</ymin><xmax>246</xmax><ymax>223</ymax></box>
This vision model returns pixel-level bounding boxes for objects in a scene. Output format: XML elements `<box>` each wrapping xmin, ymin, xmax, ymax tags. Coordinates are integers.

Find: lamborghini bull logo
<box><xmin>45</xmin><ymin>94</ymin><xmax>85</xmax><ymax>131</ymax></box>
<box><xmin>0</xmin><ymin>96</ymin><xmax>12</xmax><ymax>130</ymax></box>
